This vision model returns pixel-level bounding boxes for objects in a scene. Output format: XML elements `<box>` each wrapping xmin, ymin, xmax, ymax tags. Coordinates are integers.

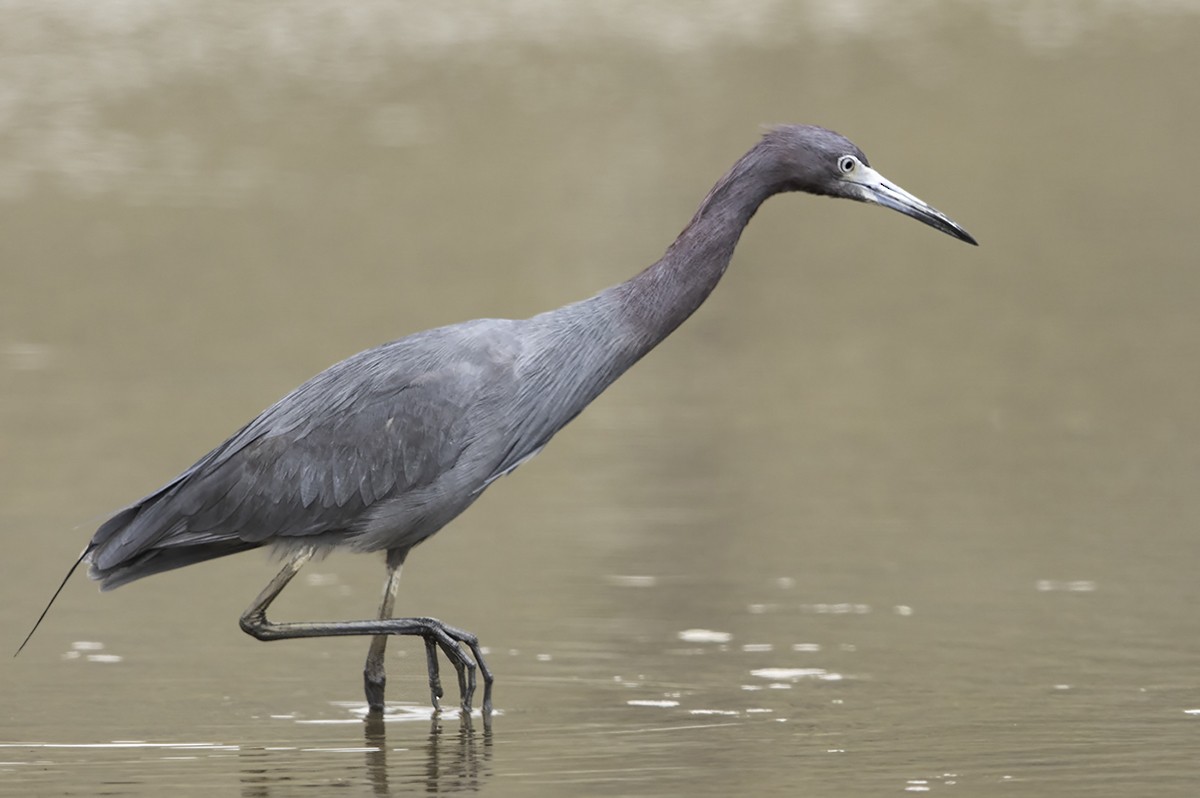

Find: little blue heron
<box><xmin>20</xmin><ymin>124</ymin><xmax>975</xmax><ymax>716</ymax></box>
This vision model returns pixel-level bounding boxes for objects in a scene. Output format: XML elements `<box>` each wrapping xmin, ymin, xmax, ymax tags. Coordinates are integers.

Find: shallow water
<box><xmin>4</xmin><ymin>2</ymin><xmax>1200</xmax><ymax>795</ymax></box>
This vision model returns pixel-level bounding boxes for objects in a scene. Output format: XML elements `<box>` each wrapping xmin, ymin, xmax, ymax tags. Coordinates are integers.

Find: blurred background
<box><xmin>2</xmin><ymin>1</ymin><xmax>1199</xmax><ymax>795</ymax></box>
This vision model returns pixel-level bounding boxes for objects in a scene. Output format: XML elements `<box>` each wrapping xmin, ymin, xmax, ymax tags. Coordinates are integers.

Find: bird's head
<box><xmin>761</xmin><ymin>124</ymin><xmax>977</xmax><ymax>245</ymax></box>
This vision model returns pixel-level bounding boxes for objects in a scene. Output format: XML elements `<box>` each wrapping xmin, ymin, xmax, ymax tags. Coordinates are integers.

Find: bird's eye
<box><xmin>837</xmin><ymin>155</ymin><xmax>857</xmax><ymax>174</ymax></box>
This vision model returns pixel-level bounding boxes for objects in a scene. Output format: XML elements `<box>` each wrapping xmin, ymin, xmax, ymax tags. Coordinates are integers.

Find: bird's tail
<box><xmin>88</xmin><ymin>537</ymin><xmax>261</xmax><ymax>590</ymax></box>
<box><xmin>86</xmin><ymin>479</ymin><xmax>262</xmax><ymax>590</ymax></box>
<box><xmin>16</xmin><ymin>496</ymin><xmax>264</xmax><ymax>655</ymax></box>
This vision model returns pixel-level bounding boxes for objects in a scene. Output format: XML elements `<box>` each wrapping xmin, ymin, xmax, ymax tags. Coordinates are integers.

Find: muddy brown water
<box><xmin>3</xmin><ymin>3</ymin><xmax>1200</xmax><ymax>795</ymax></box>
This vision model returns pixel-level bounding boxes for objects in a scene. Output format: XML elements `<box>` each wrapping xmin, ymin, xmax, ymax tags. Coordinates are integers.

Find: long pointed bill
<box><xmin>851</xmin><ymin>165</ymin><xmax>977</xmax><ymax>245</ymax></box>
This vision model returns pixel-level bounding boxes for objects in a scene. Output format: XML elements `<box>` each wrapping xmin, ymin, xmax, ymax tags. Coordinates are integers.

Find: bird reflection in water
<box><xmin>363</xmin><ymin>711</ymin><xmax>492</xmax><ymax>796</ymax></box>
<box><xmin>236</xmin><ymin>710</ymin><xmax>492</xmax><ymax>796</ymax></box>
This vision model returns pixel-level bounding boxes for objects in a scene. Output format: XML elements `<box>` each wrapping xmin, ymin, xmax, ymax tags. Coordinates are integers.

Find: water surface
<box><xmin>4</xmin><ymin>2</ymin><xmax>1200</xmax><ymax>795</ymax></box>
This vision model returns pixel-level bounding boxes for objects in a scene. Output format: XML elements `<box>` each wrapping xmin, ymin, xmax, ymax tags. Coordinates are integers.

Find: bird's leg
<box><xmin>239</xmin><ymin>545</ymin><xmax>315</xmax><ymax>630</ymax></box>
<box><xmin>363</xmin><ymin>550</ymin><xmax>405</xmax><ymax>715</ymax></box>
<box><xmin>363</xmin><ymin>549</ymin><xmax>448</xmax><ymax>714</ymax></box>
<box><xmin>239</xmin><ymin>546</ymin><xmax>494</xmax><ymax>715</ymax></box>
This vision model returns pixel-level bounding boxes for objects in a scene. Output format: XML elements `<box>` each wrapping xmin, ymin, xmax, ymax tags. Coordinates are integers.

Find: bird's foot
<box><xmin>417</xmin><ymin>618</ymin><xmax>494</xmax><ymax>717</ymax></box>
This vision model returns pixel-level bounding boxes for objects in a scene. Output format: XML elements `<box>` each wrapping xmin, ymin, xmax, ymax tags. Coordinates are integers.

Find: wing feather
<box><xmin>87</xmin><ymin>323</ymin><xmax>521</xmax><ymax>586</ymax></box>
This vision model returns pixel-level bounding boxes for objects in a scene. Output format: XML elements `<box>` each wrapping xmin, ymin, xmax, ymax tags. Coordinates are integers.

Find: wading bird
<box><xmin>21</xmin><ymin>124</ymin><xmax>976</xmax><ymax>716</ymax></box>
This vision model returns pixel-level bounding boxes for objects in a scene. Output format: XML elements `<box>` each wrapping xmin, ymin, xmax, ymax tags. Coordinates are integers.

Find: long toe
<box><xmin>481</xmin><ymin>680</ymin><xmax>493</xmax><ymax>717</ymax></box>
<box><xmin>459</xmin><ymin>656</ymin><xmax>477</xmax><ymax>715</ymax></box>
<box><xmin>423</xmin><ymin>637</ymin><xmax>444</xmax><ymax>711</ymax></box>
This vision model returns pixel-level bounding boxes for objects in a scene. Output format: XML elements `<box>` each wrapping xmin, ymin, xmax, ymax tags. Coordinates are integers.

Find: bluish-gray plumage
<box><xmin>23</xmin><ymin>124</ymin><xmax>974</xmax><ymax>715</ymax></box>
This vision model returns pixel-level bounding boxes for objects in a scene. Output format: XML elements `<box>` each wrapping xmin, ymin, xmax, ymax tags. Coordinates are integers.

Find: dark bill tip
<box><xmin>859</xmin><ymin>170</ymin><xmax>978</xmax><ymax>247</ymax></box>
<box><xmin>881</xmin><ymin>193</ymin><xmax>977</xmax><ymax>246</ymax></box>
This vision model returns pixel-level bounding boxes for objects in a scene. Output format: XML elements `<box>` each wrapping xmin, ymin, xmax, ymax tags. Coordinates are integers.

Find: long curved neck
<box><xmin>609</xmin><ymin>141</ymin><xmax>785</xmax><ymax>356</ymax></box>
<box><xmin>518</xmin><ymin>140</ymin><xmax>788</xmax><ymax>428</ymax></box>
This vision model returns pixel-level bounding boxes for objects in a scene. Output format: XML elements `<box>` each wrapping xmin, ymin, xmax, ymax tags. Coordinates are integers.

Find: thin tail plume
<box><xmin>15</xmin><ymin>547</ymin><xmax>89</xmax><ymax>656</ymax></box>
